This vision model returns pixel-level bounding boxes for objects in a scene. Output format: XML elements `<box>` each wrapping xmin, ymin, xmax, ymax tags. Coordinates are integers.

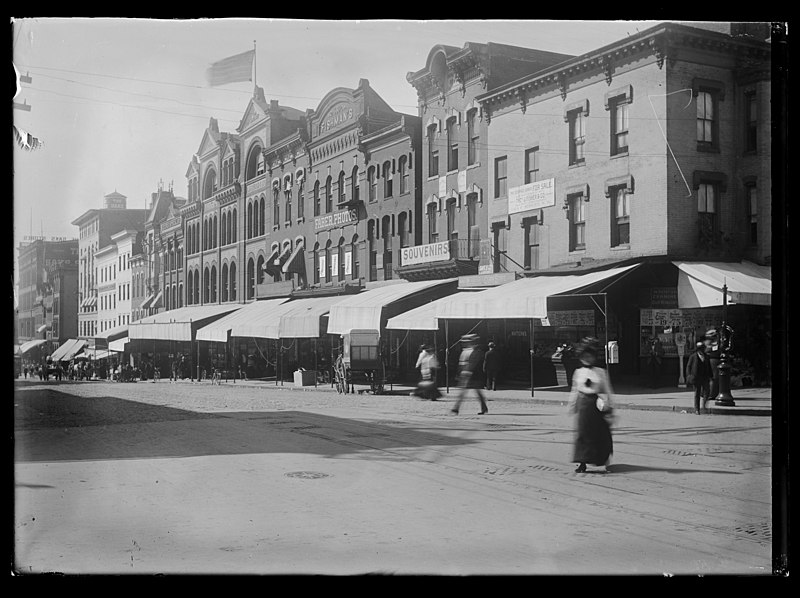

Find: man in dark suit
<box><xmin>451</xmin><ymin>334</ymin><xmax>488</xmax><ymax>415</ymax></box>
<box><xmin>686</xmin><ymin>341</ymin><xmax>713</xmax><ymax>414</ymax></box>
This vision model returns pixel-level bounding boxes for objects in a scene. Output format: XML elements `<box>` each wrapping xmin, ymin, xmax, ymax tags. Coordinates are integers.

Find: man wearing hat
<box><xmin>704</xmin><ymin>328</ymin><xmax>722</xmax><ymax>401</ymax></box>
<box><xmin>483</xmin><ymin>341</ymin><xmax>501</xmax><ymax>391</ymax></box>
<box><xmin>686</xmin><ymin>341</ymin><xmax>713</xmax><ymax>414</ymax></box>
<box><xmin>452</xmin><ymin>334</ymin><xmax>488</xmax><ymax>415</ymax></box>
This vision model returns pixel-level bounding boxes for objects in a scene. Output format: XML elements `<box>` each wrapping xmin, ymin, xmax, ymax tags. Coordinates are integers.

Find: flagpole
<box><xmin>253</xmin><ymin>40</ymin><xmax>257</xmax><ymax>87</ymax></box>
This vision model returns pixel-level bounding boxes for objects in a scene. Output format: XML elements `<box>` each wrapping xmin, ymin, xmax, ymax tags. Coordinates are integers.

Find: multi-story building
<box><xmin>94</xmin><ymin>228</ymin><xmax>141</xmax><ymax>333</ymax></box>
<box><xmin>16</xmin><ymin>237</ymin><xmax>79</xmax><ymax>355</ymax></box>
<box><xmin>71</xmin><ymin>191</ymin><xmax>147</xmax><ymax>339</ymax></box>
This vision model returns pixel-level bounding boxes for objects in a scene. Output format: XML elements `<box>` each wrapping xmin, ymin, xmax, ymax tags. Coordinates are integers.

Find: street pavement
<box><xmin>13</xmin><ymin>377</ymin><xmax>775</xmax><ymax>575</ymax></box>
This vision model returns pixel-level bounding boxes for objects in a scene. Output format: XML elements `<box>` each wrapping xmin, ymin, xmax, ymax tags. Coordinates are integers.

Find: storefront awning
<box><xmin>83</xmin><ymin>348</ymin><xmax>113</xmax><ymax>360</ymax></box>
<box><xmin>253</xmin><ymin>295</ymin><xmax>352</xmax><ymax>339</ymax></box>
<box><xmin>327</xmin><ymin>279</ymin><xmax>459</xmax><ymax>336</ymax></box>
<box><xmin>263</xmin><ymin>247</ymin><xmax>281</xmax><ymax>276</ymax></box>
<box><xmin>386</xmin><ymin>291</ymin><xmax>482</xmax><ymax>331</ymax></box>
<box><xmin>435</xmin><ymin>265</ymin><xmax>640</xmax><ymax>320</ymax></box>
<box><xmin>109</xmin><ymin>337</ymin><xmax>129</xmax><ymax>353</ymax></box>
<box><xmin>140</xmin><ymin>292</ymin><xmax>156</xmax><ymax>310</ymax></box>
<box><xmin>19</xmin><ymin>339</ymin><xmax>47</xmax><ymax>355</ymax></box>
<box><xmin>196</xmin><ymin>299</ymin><xmax>288</xmax><ymax>342</ymax></box>
<box><xmin>282</xmin><ymin>243</ymin><xmax>306</xmax><ymax>275</ymax></box>
<box><xmin>129</xmin><ymin>304</ymin><xmax>242</xmax><ymax>341</ymax></box>
<box><xmin>673</xmin><ymin>261</ymin><xmax>771</xmax><ymax>308</ymax></box>
<box><xmin>50</xmin><ymin>338</ymin><xmax>87</xmax><ymax>362</ymax></box>
<box><xmin>150</xmin><ymin>290</ymin><xmax>163</xmax><ymax>310</ymax></box>
<box><xmin>94</xmin><ymin>324</ymin><xmax>128</xmax><ymax>347</ymax></box>
<box><xmin>36</xmin><ymin>324</ymin><xmax>48</xmax><ymax>333</ymax></box>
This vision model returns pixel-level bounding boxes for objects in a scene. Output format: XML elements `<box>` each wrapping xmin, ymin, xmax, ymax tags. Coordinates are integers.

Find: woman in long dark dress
<box><xmin>568</xmin><ymin>337</ymin><xmax>615</xmax><ymax>474</ymax></box>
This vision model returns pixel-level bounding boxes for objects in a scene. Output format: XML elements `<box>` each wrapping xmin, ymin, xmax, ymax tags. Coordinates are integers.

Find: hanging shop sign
<box><xmin>541</xmin><ymin>310</ymin><xmax>595</xmax><ymax>327</ymax></box>
<box><xmin>314</xmin><ymin>208</ymin><xmax>358</xmax><ymax>231</ymax></box>
<box><xmin>640</xmin><ymin>308</ymin><xmax>722</xmax><ymax>329</ymax></box>
<box><xmin>400</xmin><ymin>241</ymin><xmax>450</xmax><ymax>266</ymax></box>
<box><xmin>508</xmin><ymin>178</ymin><xmax>555</xmax><ymax>215</ymax></box>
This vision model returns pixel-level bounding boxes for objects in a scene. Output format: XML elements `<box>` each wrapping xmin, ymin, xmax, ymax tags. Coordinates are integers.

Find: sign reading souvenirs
<box><xmin>508</xmin><ymin>178</ymin><xmax>555</xmax><ymax>215</ymax></box>
<box><xmin>401</xmin><ymin>241</ymin><xmax>450</xmax><ymax>266</ymax></box>
<box><xmin>314</xmin><ymin>209</ymin><xmax>358</xmax><ymax>231</ymax></box>
<box><xmin>318</xmin><ymin>103</ymin><xmax>355</xmax><ymax>135</ymax></box>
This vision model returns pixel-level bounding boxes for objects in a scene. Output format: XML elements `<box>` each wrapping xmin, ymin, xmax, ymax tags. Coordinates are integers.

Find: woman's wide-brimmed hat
<box><xmin>460</xmin><ymin>334</ymin><xmax>479</xmax><ymax>343</ymax></box>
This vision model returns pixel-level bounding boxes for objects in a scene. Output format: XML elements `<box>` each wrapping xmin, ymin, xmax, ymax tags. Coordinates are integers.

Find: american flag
<box><xmin>206</xmin><ymin>50</ymin><xmax>255</xmax><ymax>87</ymax></box>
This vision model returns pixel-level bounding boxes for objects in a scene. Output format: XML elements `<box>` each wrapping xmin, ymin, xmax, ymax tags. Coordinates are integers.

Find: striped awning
<box><xmin>282</xmin><ymin>243</ymin><xmax>305</xmax><ymax>275</ymax></box>
<box><xmin>50</xmin><ymin>338</ymin><xmax>87</xmax><ymax>362</ymax></box>
<box><xmin>140</xmin><ymin>292</ymin><xmax>156</xmax><ymax>310</ymax></box>
<box><xmin>19</xmin><ymin>339</ymin><xmax>47</xmax><ymax>355</ymax></box>
<box><xmin>37</xmin><ymin>324</ymin><xmax>48</xmax><ymax>333</ymax></box>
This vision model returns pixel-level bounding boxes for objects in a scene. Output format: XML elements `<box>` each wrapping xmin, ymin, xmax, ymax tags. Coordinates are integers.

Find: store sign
<box><xmin>640</xmin><ymin>308</ymin><xmax>722</xmax><ymax>329</ymax></box>
<box><xmin>400</xmin><ymin>241</ymin><xmax>450</xmax><ymax>266</ymax></box>
<box><xmin>650</xmin><ymin>287</ymin><xmax>678</xmax><ymax>308</ymax></box>
<box><xmin>508</xmin><ymin>178</ymin><xmax>555</xmax><ymax>215</ymax></box>
<box><xmin>542</xmin><ymin>310</ymin><xmax>595</xmax><ymax>327</ymax></box>
<box><xmin>314</xmin><ymin>209</ymin><xmax>358</xmax><ymax>231</ymax></box>
<box><xmin>318</xmin><ymin>103</ymin><xmax>355</xmax><ymax>135</ymax></box>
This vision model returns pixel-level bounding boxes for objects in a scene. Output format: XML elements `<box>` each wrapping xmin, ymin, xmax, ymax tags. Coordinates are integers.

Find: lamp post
<box><xmin>714</xmin><ymin>283</ymin><xmax>735</xmax><ymax>406</ymax></box>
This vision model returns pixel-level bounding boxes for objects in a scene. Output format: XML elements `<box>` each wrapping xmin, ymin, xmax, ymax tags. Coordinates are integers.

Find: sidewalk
<box><xmin>186</xmin><ymin>376</ymin><xmax>773</xmax><ymax>417</ymax></box>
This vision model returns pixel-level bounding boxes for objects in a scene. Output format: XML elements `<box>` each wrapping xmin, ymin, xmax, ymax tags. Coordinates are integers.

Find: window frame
<box><xmin>427</xmin><ymin>123</ymin><xmax>439</xmax><ymax>177</ymax></box>
<box><xmin>494</xmin><ymin>156</ymin><xmax>508</xmax><ymax>198</ymax></box>
<box><xmin>524</xmin><ymin>146</ymin><xmax>539</xmax><ymax>184</ymax></box>
<box><xmin>467</xmin><ymin>108</ymin><xmax>478</xmax><ymax>166</ymax></box>
<box><xmin>568</xmin><ymin>192</ymin><xmax>587</xmax><ymax>252</ymax></box>
<box><xmin>446</xmin><ymin>116</ymin><xmax>459</xmax><ymax>172</ymax></box>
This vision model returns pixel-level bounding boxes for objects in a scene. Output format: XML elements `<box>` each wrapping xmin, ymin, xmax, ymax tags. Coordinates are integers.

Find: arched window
<box><xmin>338</xmin><ymin>237</ymin><xmax>346</xmax><ymax>280</ymax></box>
<box><xmin>324</xmin><ymin>240</ymin><xmax>332</xmax><ymax>283</ymax></box>
<box><xmin>383</xmin><ymin>161</ymin><xmax>393</xmax><ymax>198</ymax></box>
<box><xmin>338</xmin><ymin>171</ymin><xmax>346</xmax><ymax>206</ymax></box>
<box><xmin>165</xmin><ymin>288</ymin><xmax>170</xmax><ymax>311</ymax></box>
<box><xmin>382</xmin><ymin>215</ymin><xmax>393</xmax><ymax>279</ymax></box>
<box><xmin>351</xmin><ymin>166</ymin><xmax>360</xmax><ymax>203</ymax></box>
<box><xmin>297</xmin><ymin>183</ymin><xmax>304</xmax><ymax>220</ymax></box>
<box><xmin>247</xmin><ymin>202</ymin><xmax>253</xmax><ymax>239</ymax></box>
<box><xmin>221</xmin><ymin>263</ymin><xmax>229</xmax><ymax>302</ymax></box>
<box><xmin>178</xmin><ymin>283</ymin><xmax>183</xmax><ymax>308</ymax></box>
<box><xmin>232</xmin><ymin>208</ymin><xmax>237</xmax><ymax>242</ymax></box>
<box><xmin>212</xmin><ymin>215</ymin><xmax>218</xmax><ymax>248</ymax></box>
<box><xmin>203</xmin><ymin>169</ymin><xmax>217</xmax><ymax>200</ymax></box>
<box><xmin>399</xmin><ymin>155</ymin><xmax>409</xmax><ymax>195</ymax></box>
<box><xmin>367</xmin><ymin>166</ymin><xmax>376</xmax><ymax>202</ymax></box>
<box><xmin>221</xmin><ymin>212</ymin><xmax>227</xmax><ymax>246</ymax></box>
<box><xmin>256</xmin><ymin>254</ymin><xmax>265</xmax><ymax>284</ymax></box>
<box><xmin>273</xmin><ymin>190</ymin><xmax>280</xmax><ymax>229</ymax></box>
<box><xmin>259</xmin><ymin>197</ymin><xmax>266</xmax><ymax>235</ymax></box>
<box><xmin>313</xmin><ymin>242</ymin><xmax>320</xmax><ymax>284</ymax></box>
<box><xmin>427</xmin><ymin>202</ymin><xmax>438</xmax><ymax>243</ymax></box>
<box><xmin>398</xmin><ymin>211</ymin><xmax>409</xmax><ymax>248</ymax></box>
<box><xmin>313</xmin><ymin>181</ymin><xmax>321</xmax><ymax>216</ymax></box>
<box><xmin>203</xmin><ymin>267</ymin><xmax>210</xmax><ymax>303</ymax></box>
<box><xmin>246</xmin><ymin>144</ymin><xmax>263</xmax><ymax>180</ymax></box>
<box><xmin>246</xmin><ymin>258</ymin><xmax>255</xmax><ymax>299</ymax></box>
<box><xmin>368</xmin><ymin>220</ymin><xmax>377</xmax><ymax>281</ymax></box>
<box><xmin>226</xmin><ymin>211</ymin><xmax>232</xmax><ymax>245</ymax></box>
<box><xmin>210</xmin><ymin>265</ymin><xmax>217</xmax><ymax>302</ymax></box>
<box><xmin>203</xmin><ymin>219</ymin><xmax>208</xmax><ymax>250</ymax></box>
<box><xmin>253</xmin><ymin>199</ymin><xmax>260</xmax><ymax>237</ymax></box>
<box><xmin>351</xmin><ymin>234</ymin><xmax>359</xmax><ymax>280</ymax></box>
<box><xmin>194</xmin><ymin>269</ymin><xmax>200</xmax><ymax>305</ymax></box>
<box><xmin>187</xmin><ymin>275</ymin><xmax>193</xmax><ymax>304</ymax></box>
<box><xmin>172</xmin><ymin>285</ymin><xmax>177</xmax><ymax>311</ymax></box>
<box><xmin>325</xmin><ymin>176</ymin><xmax>332</xmax><ymax>213</ymax></box>
<box><xmin>285</xmin><ymin>189</ymin><xmax>292</xmax><ymax>223</ymax></box>
<box><xmin>221</xmin><ymin>160</ymin><xmax>228</xmax><ymax>187</ymax></box>
<box><xmin>230</xmin><ymin>261</ymin><xmax>237</xmax><ymax>301</ymax></box>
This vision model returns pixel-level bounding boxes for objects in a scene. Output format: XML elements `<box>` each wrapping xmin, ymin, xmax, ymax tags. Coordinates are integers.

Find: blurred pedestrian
<box><xmin>646</xmin><ymin>336</ymin><xmax>664</xmax><ymax>388</ymax></box>
<box><xmin>23</xmin><ymin>365</ymin><xmax>28</xmax><ymax>379</ymax></box>
<box><xmin>568</xmin><ymin>337</ymin><xmax>615</xmax><ymax>474</ymax></box>
<box><xmin>451</xmin><ymin>334</ymin><xmax>488</xmax><ymax>416</ymax></box>
<box><xmin>704</xmin><ymin>329</ymin><xmax>721</xmax><ymax>401</ymax></box>
<box><xmin>412</xmin><ymin>344</ymin><xmax>441</xmax><ymax>400</ymax></box>
<box><xmin>686</xmin><ymin>341</ymin><xmax>713</xmax><ymax>414</ymax></box>
<box><xmin>483</xmin><ymin>341</ymin><xmax>501</xmax><ymax>391</ymax></box>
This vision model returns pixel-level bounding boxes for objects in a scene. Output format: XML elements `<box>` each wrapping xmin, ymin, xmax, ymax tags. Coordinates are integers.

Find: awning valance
<box><xmin>129</xmin><ymin>304</ymin><xmax>242</xmax><ymax>341</ymax></box>
<box><xmin>94</xmin><ymin>324</ymin><xmax>128</xmax><ymax>347</ymax></box>
<box><xmin>19</xmin><ymin>339</ymin><xmax>47</xmax><ymax>355</ymax></box>
<box><xmin>282</xmin><ymin>243</ymin><xmax>306</xmax><ymax>275</ymax></box>
<box><xmin>233</xmin><ymin>295</ymin><xmax>352</xmax><ymax>339</ymax></box>
<box><xmin>83</xmin><ymin>348</ymin><xmax>113</xmax><ymax>360</ymax></box>
<box><xmin>386</xmin><ymin>291</ymin><xmax>482</xmax><ymax>331</ymax></box>
<box><xmin>327</xmin><ymin>279</ymin><xmax>458</xmax><ymax>336</ymax></box>
<box><xmin>87</xmin><ymin>296</ymin><xmax>97</xmax><ymax>309</ymax></box>
<box><xmin>673</xmin><ymin>261</ymin><xmax>771</xmax><ymax>308</ymax></box>
<box><xmin>435</xmin><ymin>265</ymin><xmax>639</xmax><ymax>320</ymax></box>
<box><xmin>109</xmin><ymin>337</ymin><xmax>129</xmax><ymax>353</ymax></box>
<box><xmin>196</xmin><ymin>299</ymin><xmax>287</xmax><ymax>342</ymax></box>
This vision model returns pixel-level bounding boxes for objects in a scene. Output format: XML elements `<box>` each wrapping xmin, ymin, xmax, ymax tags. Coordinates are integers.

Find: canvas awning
<box><xmin>326</xmin><ymin>279</ymin><xmax>458</xmax><ymax>336</ymax></box>
<box><xmin>129</xmin><ymin>304</ymin><xmax>242</xmax><ymax>341</ymax></box>
<box><xmin>232</xmin><ymin>295</ymin><xmax>352</xmax><ymax>339</ymax></box>
<box><xmin>109</xmin><ymin>337</ymin><xmax>129</xmax><ymax>353</ymax></box>
<box><xmin>36</xmin><ymin>324</ymin><xmax>48</xmax><ymax>333</ymax></box>
<box><xmin>673</xmin><ymin>261</ymin><xmax>771</xmax><ymax>308</ymax></box>
<box><xmin>386</xmin><ymin>291</ymin><xmax>482</xmax><ymax>331</ymax></box>
<box><xmin>435</xmin><ymin>265</ymin><xmax>640</xmax><ymax>320</ymax></box>
<box><xmin>50</xmin><ymin>338</ymin><xmax>87</xmax><ymax>362</ymax></box>
<box><xmin>263</xmin><ymin>247</ymin><xmax>281</xmax><ymax>276</ymax></box>
<box><xmin>196</xmin><ymin>299</ymin><xmax>288</xmax><ymax>342</ymax></box>
<box><xmin>83</xmin><ymin>348</ymin><xmax>113</xmax><ymax>360</ymax></box>
<box><xmin>94</xmin><ymin>324</ymin><xmax>128</xmax><ymax>348</ymax></box>
<box><xmin>87</xmin><ymin>296</ymin><xmax>97</xmax><ymax>309</ymax></box>
<box><xmin>140</xmin><ymin>292</ymin><xmax>156</xmax><ymax>310</ymax></box>
<box><xmin>282</xmin><ymin>243</ymin><xmax>306</xmax><ymax>275</ymax></box>
<box><xmin>19</xmin><ymin>339</ymin><xmax>47</xmax><ymax>355</ymax></box>
<box><xmin>150</xmin><ymin>290</ymin><xmax>163</xmax><ymax>310</ymax></box>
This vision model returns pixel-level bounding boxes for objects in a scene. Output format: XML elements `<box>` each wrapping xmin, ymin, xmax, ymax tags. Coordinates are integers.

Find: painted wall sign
<box><xmin>400</xmin><ymin>241</ymin><xmax>450</xmax><ymax>266</ymax></box>
<box><xmin>314</xmin><ymin>208</ymin><xmax>358</xmax><ymax>231</ymax></box>
<box><xmin>318</xmin><ymin>103</ymin><xmax>355</xmax><ymax>135</ymax></box>
<box><xmin>508</xmin><ymin>178</ymin><xmax>556</xmax><ymax>215</ymax></box>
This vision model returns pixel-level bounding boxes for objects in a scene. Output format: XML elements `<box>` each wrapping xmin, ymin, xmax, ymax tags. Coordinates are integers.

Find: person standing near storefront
<box><xmin>686</xmin><ymin>341</ymin><xmax>713</xmax><ymax>414</ymax></box>
<box><xmin>413</xmin><ymin>344</ymin><xmax>441</xmax><ymax>400</ymax></box>
<box><xmin>704</xmin><ymin>329</ymin><xmax>721</xmax><ymax>401</ymax></box>
<box><xmin>568</xmin><ymin>337</ymin><xmax>615</xmax><ymax>474</ymax></box>
<box><xmin>451</xmin><ymin>334</ymin><xmax>488</xmax><ymax>416</ymax></box>
<box><xmin>483</xmin><ymin>342</ymin><xmax>501</xmax><ymax>391</ymax></box>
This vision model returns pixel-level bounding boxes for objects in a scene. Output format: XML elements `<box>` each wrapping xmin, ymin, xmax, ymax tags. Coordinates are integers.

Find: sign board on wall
<box><xmin>640</xmin><ymin>308</ymin><xmax>722</xmax><ymax>329</ymax></box>
<box><xmin>540</xmin><ymin>310</ymin><xmax>595</xmax><ymax>327</ymax></box>
<box><xmin>508</xmin><ymin>178</ymin><xmax>555</xmax><ymax>215</ymax></box>
<box><xmin>314</xmin><ymin>209</ymin><xmax>358</xmax><ymax>231</ymax></box>
<box><xmin>318</xmin><ymin>102</ymin><xmax>355</xmax><ymax>135</ymax></box>
<box><xmin>400</xmin><ymin>241</ymin><xmax>450</xmax><ymax>266</ymax></box>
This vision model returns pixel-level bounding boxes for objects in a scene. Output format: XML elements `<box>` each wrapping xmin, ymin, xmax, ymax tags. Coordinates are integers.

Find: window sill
<box><xmin>272</xmin><ymin>225</ymin><xmax>280</xmax><ymax>231</ymax></box>
<box><xmin>568</xmin><ymin>161</ymin><xmax>586</xmax><ymax>169</ymax></box>
<box><xmin>568</xmin><ymin>247</ymin><xmax>586</xmax><ymax>254</ymax></box>
<box><xmin>696</xmin><ymin>144</ymin><xmax>720</xmax><ymax>153</ymax></box>
<box><xmin>466</xmin><ymin>162</ymin><xmax>481</xmax><ymax>170</ymax></box>
<box><xmin>610</xmin><ymin>244</ymin><xmax>631</xmax><ymax>251</ymax></box>
<box><xmin>284</xmin><ymin>221</ymin><xmax>292</xmax><ymax>228</ymax></box>
<box><xmin>610</xmin><ymin>151</ymin><xmax>629</xmax><ymax>159</ymax></box>
<box><xmin>296</xmin><ymin>217</ymin><xmax>305</xmax><ymax>224</ymax></box>
<box><xmin>446</xmin><ymin>169</ymin><xmax>459</xmax><ymax>176</ymax></box>
<box><xmin>427</xmin><ymin>175</ymin><xmax>440</xmax><ymax>182</ymax></box>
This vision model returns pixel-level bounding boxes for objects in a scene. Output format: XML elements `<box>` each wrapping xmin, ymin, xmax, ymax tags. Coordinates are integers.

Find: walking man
<box><xmin>483</xmin><ymin>341</ymin><xmax>501</xmax><ymax>391</ymax></box>
<box><xmin>686</xmin><ymin>341</ymin><xmax>713</xmax><ymax>414</ymax></box>
<box><xmin>451</xmin><ymin>334</ymin><xmax>488</xmax><ymax>416</ymax></box>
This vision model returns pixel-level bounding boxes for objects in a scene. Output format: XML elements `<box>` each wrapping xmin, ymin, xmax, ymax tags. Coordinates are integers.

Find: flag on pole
<box><xmin>205</xmin><ymin>50</ymin><xmax>255</xmax><ymax>87</ymax></box>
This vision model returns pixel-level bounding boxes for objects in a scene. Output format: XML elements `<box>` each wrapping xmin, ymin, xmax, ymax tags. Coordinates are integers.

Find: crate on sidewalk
<box><xmin>293</xmin><ymin>369</ymin><xmax>316</xmax><ymax>386</ymax></box>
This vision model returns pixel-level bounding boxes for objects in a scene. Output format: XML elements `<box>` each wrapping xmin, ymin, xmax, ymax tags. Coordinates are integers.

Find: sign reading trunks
<box><xmin>314</xmin><ymin>209</ymin><xmax>358</xmax><ymax>231</ymax></box>
<box><xmin>401</xmin><ymin>241</ymin><xmax>451</xmax><ymax>266</ymax></box>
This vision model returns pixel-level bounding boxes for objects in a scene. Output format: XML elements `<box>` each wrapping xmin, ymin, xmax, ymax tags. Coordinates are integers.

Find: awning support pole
<box><xmin>445</xmin><ymin>319</ymin><xmax>450</xmax><ymax>394</ymax></box>
<box><xmin>530</xmin><ymin>318</ymin><xmax>535</xmax><ymax>398</ymax></box>
<box><xmin>314</xmin><ymin>338</ymin><xmax>318</xmax><ymax>387</ymax></box>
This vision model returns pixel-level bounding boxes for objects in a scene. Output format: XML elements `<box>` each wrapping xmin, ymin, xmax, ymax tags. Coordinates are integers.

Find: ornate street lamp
<box><xmin>714</xmin><ymin>282</ymin><xmax>735</xmax><ymax>406</ymax></box>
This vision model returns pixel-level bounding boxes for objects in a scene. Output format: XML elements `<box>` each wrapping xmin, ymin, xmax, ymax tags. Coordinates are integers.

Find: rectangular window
<box><xmin>467</xmin><ymin>109</ymin><xmax>478</xmax><ymax>166</ymax></box>
<box><xmin>569</xmin><ymin>111</ymin><xmax>586</xmax><ymax>165</ymax></box>
<box><xmin>494</xmin><ymin>156</ymin><xmax>507</xmax><ymax>198</ymax></box>
<box><xmin>747</xmin><ymin>183</ymin><xmax>758</xmax><ymax>245</ymax></box>
<box><xmin>610</xmin><ymin>187</ymin><xmax>631</xmax><ymax>247</ymax></box>
<box><xmin>611</xmin><ymin>100</ymin><xmax>629</xmax><ymax>155</ymax></box>
<box><xmin>400</xmin><ymin>159</ymin><xmax>409</xmax><ymax>195</ymax></box>
<box><xmin>745</xmin><ymin>92</ymin><xmax>758</xmax><ymax>152</ymax></box>
<box><xmin>697</xmin><ymin>182</ymin><xmax>717</xmax><ymax>234</ymax></box>
<box><xmin>314</xmin><ymin>183</ymin><xmax>321</xmax><ymax>216</ymax></box>
<box><xmin>697</xmin><ymin>91</ymin><xmax>715</xmax><ymax>146</ymax></box>
<box><xmin>383</xmin><ymin>164</ymin><xmax>393</xmax><ymax>198</ymax></box>
<box><xmin>523</xmin><ymin>218</ymin><xmax>540</xmax><ymax>270</ymax></box>
<box><xmin>447</xmin><ymin>117</ymin><xmax>458</xmax><ymax>171</ymax></box>
<box><xmin>569</xmin><ymin>194</ymin><xmax>586</xmax><ymax>251</ymax></box>
<box><xmin>524</xmin><ymin>147</ymin><xmax>539</xmax><ymax>184</ymax></box>
<box><xmin>428</xmin><ymin>125</ymin><xmax>439</xmax><ymax>177</ymax></box>
<box><xmin>368</xmin><ymin>168</ymin><xmax>377</xmax><ymax>202</ymax></box>
<box><xmin>446</xmin><ymin>199</ymin><xmax>458</xmax><ymax>242</ymax></box>
<box><xmin>427</xmin><ymin>204</ymin><xmax>438</xmax><ymax>244</ymax></box>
